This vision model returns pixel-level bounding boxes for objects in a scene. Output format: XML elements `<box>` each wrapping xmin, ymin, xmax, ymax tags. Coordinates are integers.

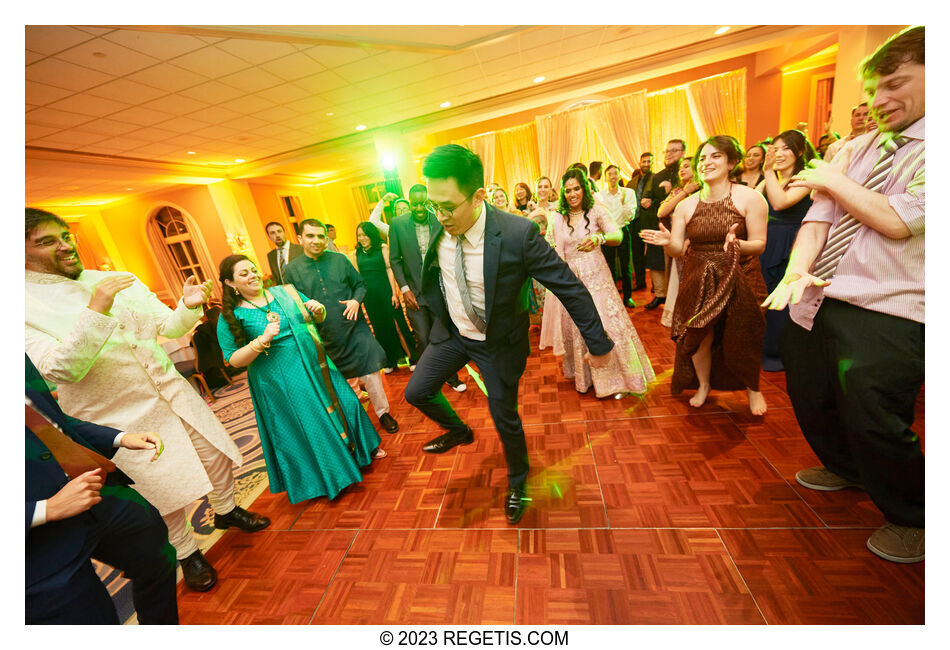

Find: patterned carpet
<box><xmin>94</xmin><ymin>371</ymin><xmax>269</xmax><ymax>623</ymax></box>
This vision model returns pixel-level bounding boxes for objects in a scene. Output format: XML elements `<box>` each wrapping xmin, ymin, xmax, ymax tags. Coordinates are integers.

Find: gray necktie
<box><xmin>811</xmin><ymin>135</ymin><xmax>909</xmax><ymax>280</ymax></box>
<box><xmin>278</xmin><ymin>248</ymin><xmax>287</xmax><ymax>279</ymax></box>
<box><xmin>455</xmin><ymin>234</ymin><xmax>486</xmax><ymax>332</ymax></box>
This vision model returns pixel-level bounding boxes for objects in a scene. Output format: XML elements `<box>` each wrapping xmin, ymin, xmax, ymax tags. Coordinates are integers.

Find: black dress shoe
<box><xmin>213</xmin><ymin>506</ymin><xmax>271</xmax><ymax>532</ymax></box>
<box><xmin>644</xmin><ymin>296</ymin><xmax>666</xmax><ymax>310</ymax></box>
<box><xmin>180</xmin><ymin>550</ymin><xmax>217</xmax><ymax>592</ymax></box>
<box><xmin>379</xmin><ymin>412</ymin><xmax>399</xmax><ymax>433</ymax></box>
<box><xmin>422</xmin><ymin>428</ymin><xmax>474</xmax><ymax>454</ymax></box>
<box><xmin>504</xmin><ymin>486</ymin><xmax>530</xmax><ymax>525</ymax></box>
<box><xmin>624</xmin><ymin>298</ymin><xmax>636</xmax><ymax>308</ymax></box>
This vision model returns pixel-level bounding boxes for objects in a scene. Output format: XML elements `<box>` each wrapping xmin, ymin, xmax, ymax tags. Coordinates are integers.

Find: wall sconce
<box><xmin>226</xmin><ymin>233</ymin><xmax>249</xmax><ymax>255</ymax></box>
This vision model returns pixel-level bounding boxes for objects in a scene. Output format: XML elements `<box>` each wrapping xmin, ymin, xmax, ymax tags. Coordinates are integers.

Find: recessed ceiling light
<box><xmin>715</xmin><ymin>26</ymin><xmax>730</xmax><ymax>35</ymax></box>
<box><xmin>235</xmin><ymin>158</ymin><xmax>245</xmax><ymax>163</ymax></box>
<box><xmin>125</xmin><ymin>187</ymin><xmax>133</xmax><ymax>191</ymax></box>
<box><xmin>187</xmin><ymin>151</ymin><xmax>196</xmax><ymax>155</ymax></box>
<box><xmin>355</xmin><ymin>125</ymin><xmax>367</xmax><ymax>131</ymax></box>
<box><xmin>326</xmin><ymin>112</ymin><xmax>334</xmax><ymax>116</ymax></box>
<box><xmin>440</xmin><ymin>101</ymin><xmax>451</xmax><ymax>108</ymax></box>
<box><xmin>533</xmin><ymin>76</ymin><xmax>546</xmax><ymax>83</ymax></box>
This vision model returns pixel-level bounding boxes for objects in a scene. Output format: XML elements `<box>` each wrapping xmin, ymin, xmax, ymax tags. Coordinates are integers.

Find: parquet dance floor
<box><xmin>176</xmin><ymin>286</ymin><xmax>924</xmax><ymax>625</ymax></box>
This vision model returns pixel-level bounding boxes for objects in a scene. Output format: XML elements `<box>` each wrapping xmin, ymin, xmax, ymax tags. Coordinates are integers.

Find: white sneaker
<box><xmin>409</xmin><ymin>364</ymin><xmax>417</xmax><ymax>372</ymax></box>
<box><xmin>448</xmin><ymin>379</ymin><xmax>467</xmax><ymax>392</ymax></box>
<box><xmin>382</xmin><ymin>367</ymin><xmax>394</xmax><ymax>374</ymax></box>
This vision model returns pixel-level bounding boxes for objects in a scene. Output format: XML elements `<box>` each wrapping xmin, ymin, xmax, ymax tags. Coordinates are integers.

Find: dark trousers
<box><xmin>26</xmin><ymin>487</ymin><xmax>179</xmax><ymax>624</ymax></box>
<box><xmin>405</xmin><ymin>330</ymin><xmax>529</xmax><ymax>487</ymax></box>
<box><xmin>601</xmin><ymin>226</ymin><xmax>632</xmax><ymax>301</ymax></box>
<box><xmin>627</xmin><ymin>220</ymin><xmax>646</xmax><ymax>287</ymax></box>
<box><xmin>781</xmin><ymin>299</ymin><xmax>924</xmax><ymax>528</ymax></box>
<box><xmin>405</xmin><ymin>304</ymin><xmax>460</xmax><ymax>384</ymax></box>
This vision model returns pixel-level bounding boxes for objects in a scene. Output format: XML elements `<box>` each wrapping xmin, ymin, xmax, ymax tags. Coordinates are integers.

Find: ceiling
<box><xmin>26</xmin><ymin>24</ymin><xmax>823</xmax><ymax>207</ymax></box>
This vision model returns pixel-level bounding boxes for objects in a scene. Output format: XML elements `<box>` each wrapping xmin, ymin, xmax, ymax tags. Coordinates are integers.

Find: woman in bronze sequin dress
<box><xmin>641</xmin><ymin>135</ymin><xmax>770</xmax><ymax>415</ymax></box>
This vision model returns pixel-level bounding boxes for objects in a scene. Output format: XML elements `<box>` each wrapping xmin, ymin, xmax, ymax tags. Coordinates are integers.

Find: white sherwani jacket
<box><xmin>25</xmin><ymin>269</ymin><xmax>242</xmax><ymax>515</ymax></box>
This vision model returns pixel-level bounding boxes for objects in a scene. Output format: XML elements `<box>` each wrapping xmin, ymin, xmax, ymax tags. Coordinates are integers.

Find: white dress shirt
<box><xmin>436</xmin><ymin>202</ymin><xmax>487</xmax><ymax>341</ymax></box>
<box><xmin>595</xmin><ymin>186</ymin><xmax>636</xmax><ymax>228</ymax></box>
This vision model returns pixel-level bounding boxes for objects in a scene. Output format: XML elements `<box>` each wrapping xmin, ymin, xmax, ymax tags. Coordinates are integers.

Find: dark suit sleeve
<box><xmin>266</xmin><ymin>249</ymin><xmax>280</xmax><ymax>282</ymax></box>
<box><xmin>388</xmin><ymin>224</ymin><xmax>409</xmax><ymax>290</ymax></box>
<box><xmin>521</xmin><ymin>223</ymin><xmax>615</xmax><ymax>356</ymax></box>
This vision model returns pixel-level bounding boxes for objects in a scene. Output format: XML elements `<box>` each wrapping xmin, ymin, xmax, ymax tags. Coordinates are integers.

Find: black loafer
<box><xmin>422</xmin><ymin>428</ymin><xmax>474</xmax><ymax>454</ymax></box>
<box><xmin>644</xmin><ymin>296</ymin><xmax>666</xmax><ymax>310</ymax></box>
<box><xmin>504</xmin><ymin>486</ymin><xmax>530</xmax><ymax>525</ymax></box>
<box><xmin>213</xmin><ymin>506</ymin><xmax>271</xmax><ymax>533</ymax></box>
<box><xmin>180</xmin><ymin>550</ymin><xmax>217</xmax><ymax>592</ymax></box>
<box><xmin>379</xmin><ymin>412</ymin><xmax>399</xmax><ymax>433</ymax></box>
<box><xmin>625</xmin><ymin>298</ymin><xmax>636</xmax><ymax>308</ymax></box>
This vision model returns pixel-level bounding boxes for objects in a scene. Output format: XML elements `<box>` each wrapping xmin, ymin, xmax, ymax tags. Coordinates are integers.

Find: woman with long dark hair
<box><xmin>756</xmin><ymin>129</ymin><xmax>816</xmax><ymax>371</ymax></box>
<box><xmin>354</xmin><ymin>221</ymin><xmax>417</xmax><ymax>372</ymax></box>
<box><xmin>216</xmin><ymin>254</ymin><xmax>384</xmax><ymax>504</ymax></box>
<box><xmin>641</xmin><ymin>135</ymin><xmax>769</xmax><ymax>415</ymax></box>
<box><xmin>540</xmin><ymin>167</ymin><xmax>654</xmax><ymax>398</ymax></box>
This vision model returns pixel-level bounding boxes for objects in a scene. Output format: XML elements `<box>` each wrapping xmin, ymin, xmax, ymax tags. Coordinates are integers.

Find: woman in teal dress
<box><xmin>216</xmin><ymin>254</ymin><xmax>384</xmax><ymax>504</ymax></box>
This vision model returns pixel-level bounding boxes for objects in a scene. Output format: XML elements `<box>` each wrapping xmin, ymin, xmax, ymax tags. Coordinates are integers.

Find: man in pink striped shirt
<box><xmin>762</xmin><ymin>26</ymin><xmax>925</xmax><ymax>564</ymax></box>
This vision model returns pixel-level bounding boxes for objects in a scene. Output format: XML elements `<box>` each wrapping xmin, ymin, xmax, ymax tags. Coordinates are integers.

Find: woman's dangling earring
<box><xmin>233</xmin><ymin>287</ymin><xmax>239</xmax><ymax>295</ymax></box>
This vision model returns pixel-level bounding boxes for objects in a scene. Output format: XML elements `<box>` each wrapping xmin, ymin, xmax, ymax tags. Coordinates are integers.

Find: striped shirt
<box><xmin>790</xmin><ymin>117</ymin><xmax>924</xmax><ymax>329</ymax></box>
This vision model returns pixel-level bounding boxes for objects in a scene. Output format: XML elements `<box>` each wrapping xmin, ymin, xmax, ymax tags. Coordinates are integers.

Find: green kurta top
<box><xmin>283</xmin><ymin>250</ymin><xmax>387</xmax><ymax>377</ymax></box>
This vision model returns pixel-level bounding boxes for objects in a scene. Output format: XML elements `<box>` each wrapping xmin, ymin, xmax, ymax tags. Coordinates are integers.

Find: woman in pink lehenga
<box><xmin>542</xmin><ymin>167</ymin><xmax>655</xmax><ymax>398</ymax></box>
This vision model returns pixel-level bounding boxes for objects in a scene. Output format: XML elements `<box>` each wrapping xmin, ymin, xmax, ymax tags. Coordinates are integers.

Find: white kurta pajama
<box><xmin>26</xmin><ymin>269</ymin><xmax>243</xmax><ymax>558</ymax></box>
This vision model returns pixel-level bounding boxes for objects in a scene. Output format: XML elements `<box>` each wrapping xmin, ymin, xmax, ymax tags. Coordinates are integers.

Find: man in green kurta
<box><xmin>283</xmin><ymin>219</ymin><xmax>399</xmax><ymax>433</ymax></box>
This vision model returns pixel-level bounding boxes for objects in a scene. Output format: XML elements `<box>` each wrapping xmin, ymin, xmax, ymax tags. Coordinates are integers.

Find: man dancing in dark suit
<box><xmin>25</xmin><ymin>354</ymin><xmax>178</xmax><ymax>624</ymax></box>
<box><xmin>405</xmin><ymin>144</ymin><xmax>614</xmax><ymax>524</ymax></box>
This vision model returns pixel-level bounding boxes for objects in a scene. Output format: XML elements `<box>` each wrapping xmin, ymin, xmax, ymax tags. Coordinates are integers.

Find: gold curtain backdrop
<box><xmin>685</xmin><ymin>69</ymin><xmax>747</xmax><ymax>146</ymax></box>
<box><xmin>495</xmin><ymin>123</ymin><xmax>541</xmax><ymax>192</ymax></box>
<box><xmin>647</xmin><ymin>86</ymin><xmax>701</xmax><ymax>165</ymax></box>
<box><xmin>453</xmin><ymin>131</ymin><xmax>496</xmax><ymax>187</ymax></box>
<box><xmin>585</xmin><ymin>91</ymin><xmax>650</xmax><ymax>179</ymax></box>
<box><xmin>451</xmin><ymin>68</ymin><xmax>746</xmax><ymax>195</ymax></box>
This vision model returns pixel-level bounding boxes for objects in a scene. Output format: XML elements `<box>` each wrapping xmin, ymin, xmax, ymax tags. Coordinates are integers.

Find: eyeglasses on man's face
<box><xmin>423</xmin><ymin>188</ymin><xmax>478</xmax><ymax>218</ymax></box>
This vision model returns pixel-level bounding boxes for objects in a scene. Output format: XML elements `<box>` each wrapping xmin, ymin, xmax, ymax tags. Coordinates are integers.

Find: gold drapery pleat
<box><xmin>684</xmin><ymin>69</ymin><xmax>747</xmax><ymax>145</ymax></box>
<box><xmin>496</xmin><ymin>123</ymin><xmax>540</xmax><ymax>193</ymax></box>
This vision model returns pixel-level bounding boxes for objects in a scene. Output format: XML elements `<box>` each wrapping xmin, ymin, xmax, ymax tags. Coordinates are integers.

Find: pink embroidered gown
<box><xmin>541</xmin><ymin>205</ymin><xmax>655</xmax><ymax>397</ymax></box>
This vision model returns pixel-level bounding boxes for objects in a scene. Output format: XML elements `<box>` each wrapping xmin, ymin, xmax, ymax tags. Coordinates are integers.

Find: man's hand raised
<box><xmin>182</xmin><ymin>275</ymin><xmax>214</xmax><ymax>308</ymax></box>
<box><xmin>87</xmin><ymin>274</ymin><xmax>135</xmax><ymax>315</ymax></box>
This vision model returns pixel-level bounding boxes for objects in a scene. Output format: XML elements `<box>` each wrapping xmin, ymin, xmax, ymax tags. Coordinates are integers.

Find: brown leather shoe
<box><xmin>867</xmin><ymin>523</ymin><xmax>924</xmax><ymax>563</ymax></box>
<box><xmin>180</xmin><ymin>550</ymin><xmax>217</xmax><ymax>591</ymax></box>
<box><xmin>213</xmin><ymin>506</ymin><xmax>271</xmax><ymax>532</ymax></box>
<box><xmin>795</xmin><ymin>466</ymin><xmax>864</xmax><ymax>492</ymax></box>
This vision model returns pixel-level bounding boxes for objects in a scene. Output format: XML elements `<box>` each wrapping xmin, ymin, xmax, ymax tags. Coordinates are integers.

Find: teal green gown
<box><xmin>216</xmin><ymin>285</ymin><xmax>381</xmax><ymax>503</ymax></box>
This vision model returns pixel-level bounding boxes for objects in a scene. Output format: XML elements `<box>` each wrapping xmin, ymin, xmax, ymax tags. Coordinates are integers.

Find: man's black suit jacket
<box><xmin>643</xmin><ymin>163</ymin><xmax>680</xmax><ymax>226</ymax></box>
<box><xmin>388</xmin><ymin>211</ymin><xmax>441</xmax><ymax>303</ymax></box>
<box><xmin>25</xmin><ymin>354</ymin><xmax>133</xmax><ymax>591</ymax></box>
<box><xmin>266</xmin><ymin>243</ymin><xmax>303</xmax><ymax>285</ymax></box>
<box><xmin>419</xmin><ymin>204</ymin><xmax>614</xmax><ymax>383</ymax></box>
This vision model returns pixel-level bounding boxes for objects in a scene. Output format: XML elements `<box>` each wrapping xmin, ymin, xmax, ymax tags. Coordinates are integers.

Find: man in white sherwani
<box><xmin>25</xmin><ymin>208</ymin><xmax>270</xmax><ymax>592</ymax></box>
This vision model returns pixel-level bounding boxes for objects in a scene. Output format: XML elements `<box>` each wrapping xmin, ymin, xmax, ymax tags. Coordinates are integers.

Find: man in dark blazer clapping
<box><xmin>25</xmin><ymin>354</ymin><xmax>178</xmax><ymax>624</ymax></box>
<box><xmin>405</xmin><ymin>145</ymin><xmax>614</xmax><ymax>525</ymax></box>
<box><xmin>388</xmin><ymin>183</ymin><xmax>466</xmax><ymax>392</ymax></box>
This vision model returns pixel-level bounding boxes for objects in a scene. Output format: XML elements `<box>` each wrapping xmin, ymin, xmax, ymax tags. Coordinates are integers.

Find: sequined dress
<box><xmin>670</xmin><ymin>187</ymin><xmax>767</xmax><ymax>393</ymax></box>
<box><xmin>542</xmin><ymin>205</ymin><xmax>655</xmax><ymax>397</ymax></box>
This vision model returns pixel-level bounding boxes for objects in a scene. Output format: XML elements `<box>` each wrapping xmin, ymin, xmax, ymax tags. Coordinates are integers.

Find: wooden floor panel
<box><xmin>173</xmin><ymin>287</ymin><xmax>924</xmax><ymax>625</ymax></box>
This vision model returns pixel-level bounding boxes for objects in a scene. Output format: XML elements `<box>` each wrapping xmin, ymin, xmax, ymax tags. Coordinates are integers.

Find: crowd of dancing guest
<box><xmin>23</xmin><ymin>28</ymin><xmax>926</xmax><ymax>627</ymax></box>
